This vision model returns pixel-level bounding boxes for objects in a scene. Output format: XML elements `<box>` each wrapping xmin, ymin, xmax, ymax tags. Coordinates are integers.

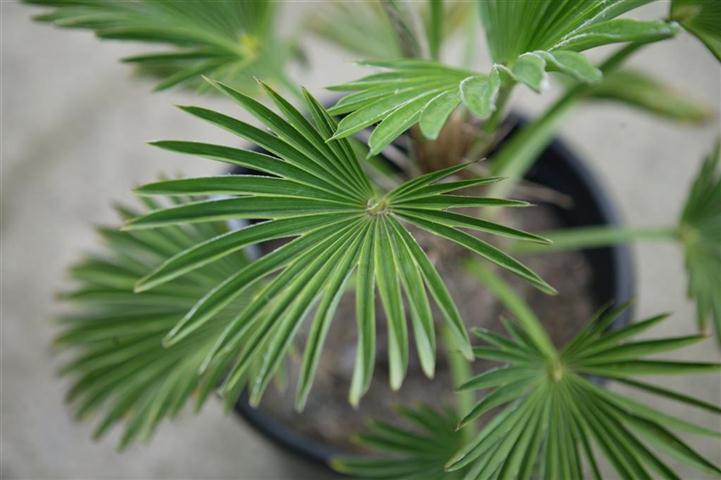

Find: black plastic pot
<box><xmin>231</xmin><ymin>115</ymin><xmax>635</xmax><ymax>468</ymax></box>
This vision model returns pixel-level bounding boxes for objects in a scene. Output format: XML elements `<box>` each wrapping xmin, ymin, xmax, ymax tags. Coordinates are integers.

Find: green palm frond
<box><xmin>328</xmin><ymin>0</ymin><xmax>679</xmax><ymax>152</ymax></box>
<box><xmin>57</xmin><ymin>199</ymin><xmax>251</xmax><ymax>449</ymax></box>
<box><xmin>680</xmin><ymin>140</ymin><xmax>721</xmax><ymax>339</ymax></box>
<box><xmin>332</xmin><ymin>404</ymin><xmax>466</xmax><ymax>479</ymax></box>
<box><xmin>449</xmin><ymin>305</ymin><xmax>721</xmax><ymax>479</ymax></box>
<box><xmin>25</xmin><ymin>0</ymin><xmax>297</xmax><ymax>93</ymax></box>
<box><xmin>126</xmin><ymin>79</ymin><xmax>555</xmax><ymax>409</ymax></box>
<box><xmin>671</xmin><ymin>0</ymin><xmax>721</xmax><ymax>61</ymax></box>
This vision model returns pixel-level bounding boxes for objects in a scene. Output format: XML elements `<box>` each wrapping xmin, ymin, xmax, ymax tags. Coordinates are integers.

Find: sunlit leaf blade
<box><xmin>671</xmin><ymin>0</ymin><xmax>721</xmax><ymax>61</ymax></box>
<box><xmin>586</xmin><ymin>69</ymin><xmax>713</xmax><ymax>123</ymax></box>
<box><xmin>452</xmin><ymin>305</ymin><xmax>721</xmax><ymax>478</ymax></box>
<box><xmin>57</xmin><ymin>200</ymin><xmax>250</xmax><ymax>449</ymax></box>
<box><xmin>130</xmin><ymin>80</ymin><xmax>549</xmax><ymax>406</ymax></box>
<box><xmin>680</xmin><ymin>140</ymin><xmax>721</xmax><ymax>340</ymax></box>
<box><xmin>25</xmin><ymin>0</ymin><xmax>298</xmax><ymax>94</ymax></box>
<box><xmin>331</xmin><ymin>404</ymin><xmax>467</xmax><ymax>479</ymax></box>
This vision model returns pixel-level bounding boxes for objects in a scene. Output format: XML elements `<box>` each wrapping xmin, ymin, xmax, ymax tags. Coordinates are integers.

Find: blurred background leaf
<box><xmin>585</xmin><ymin>69</ymin><xmax>713</xmax><ymax>123</ymax></box>
<box><xmin>25</xmin><ymin>0</ymin><xmax>301</xmax><ymax>94</ymax></box>
<box><xmin>57</xmin><ymin>199</ymin><xmax>251</xmax><ymax>449</ymax></box>
<box><xmin>332</xmin><ymin>404</ymin><xmax>467</xmax><ymax>479</ymax></box>
<box><xmin>680</xmin><ymin>140</ymin><xmax>721</xmax><ymax>340</ymax></box>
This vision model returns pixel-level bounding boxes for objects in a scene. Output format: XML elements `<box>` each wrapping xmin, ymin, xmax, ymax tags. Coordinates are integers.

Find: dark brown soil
<box><xmin>254</xmin><ymin>205</ymin><xmax>595</xmax><ymax>453</ymax></box>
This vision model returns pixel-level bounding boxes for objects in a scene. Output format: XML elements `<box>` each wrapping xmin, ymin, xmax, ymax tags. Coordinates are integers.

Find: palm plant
<box><xmin>28</xmin><ymin>0</ymin><xmax>721</xmax><ymax>478</ymax></box>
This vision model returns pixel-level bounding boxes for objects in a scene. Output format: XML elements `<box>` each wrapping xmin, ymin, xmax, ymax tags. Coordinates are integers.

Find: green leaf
<box><xmin>328</xmin><ymin>60</ymin><xmax>479</xmax><ymax>146</ymax></box>
<box><xmin>135</xmin><ymin>175</ymin><xmax>352</xmax><ymax>203</ymax></box>
<box><xmin>331</xmin><ymin>405</ymin><xmax>465</xmax><ymax>479</ymax></box>
<box><xmin>25</xmin><ymin>0</ymin><xmax>298</xmax><ymax>94</ymax></box>
<box><xmin>427</xmin><ymin>0</ymin><xmax>443</xmax><ymax>60</ymax></box>
<box><xmin>295</xmin><ymin>259</ymin><xmax>352</xmax><ymax>410</ymax></box>
<box><xmin>350</xmin><ymin>223</ymin><xmax>376</xmax><ymax>407</ymax></box>
<box><xmin>125</xmin><ymin>197</ymin><xmax>357</xmax><ymax>229</ymax></box>
<box><xmin>456</xmin><ymin>366</ymin><xmax>535</xmax><ymax>392</ymax></box>
<box><xmin>367</xmin><ymin>91</ymin><xmax>439</xmax><ymax>156</ymax></box>
<box><xmin>680</xmin><ymin>140</ymin><xmax>721</xmax><ymax>340</ymax></box>
<box><xmin>328</xmin><ymin>0</ymin><xmax>679</xmax><ymax>146</ymax></box>
<box><xmin>539</xmin><ymin>50</ymin><xmax>602</xmax><ymax>83</ymax></box>
<box><xmin>586</xmin><ymin>69</ymin><xmax>712</xmax><ymax>123</ymax></box>
<box><xmin>128</xmin><ymin>83</ymin><xmax>551</xmax><ymax>408</ymax></box>
<box><xmin>389</xmin><ymin>217</ymin><xmax>473</xmax><ymax>363</ymax></box>
<box><xmin>395</xmin><ymin>208</ymin><xmax>550</xmax><ymax>244</ymax></box>
<box><xmin>511</xmin><ymin>53</ymin><xmax>547</xmax><ymax>92</ymax></box>
<box><xmin>624</xmin><ymin>413</ymin><xmax>721</xmax><ymax>476</ymax></box>
<box><xmin>397</xmin><ymin>211</ymin><xmax>556</xmax><ymax>294</ymax></box>
<box><xmin>331</xmin><ymin>86</ymin><xmax>446</xmax><ymax>136</ymax></box>
<box><xmin>578</xmin><ymin>360</ymin><xmax>721</xmax><ymax>377</ymax></box>
<box><xmin>374</xmin><ymin>219</ymin><xmax>408</xmax><ymax>390</ymax></box>
<box><xmin>419</xmin><ymin>91</ymin><xmax>461</xmax><ymax>140</ymax></box>
<box><xmin>457</xmin><ymin>380</ymin><xmax>533</xmax><ymax>429</ymax></box>
<box><xmin>613</xmin><ymin>377</ymin><xmax>721</xmax><ymax>415</ymax></box>
<box><xmin>587</xmin><ymin>379</ymin><xmax>721</xmax><ymax>437</ymax></box>
<box><xmin>575</xmin><ymin>334</ymin><xmax>707</xmax><ymax>363</ymax></box>
<box><xmin>134</xmin><ymin>214</ymin><xmax>342</xmax><ymax>292</ymax></box>
<box><xmin>247</xmin><ymin>229</ymin><xmax>363</xmax><ymax>406</ymax></box>
<box><xmin>392</xmin><ymin>176</ymin><xmax>505</xmax><ymax>202</ymax></box>
<box><xmin>56</xmin><ymin>199</ymin><xmax>250</xmax><ymax>449</ymax></box>
<box><xmin>478</xmin><ymin>0</ymin><xmax>672</xmax><ymax>64</ymax></box>
<box><xmin>451</xmin><ymin>308</ymin><xmax>721</xmax><ymax>478</ymax></box>
<box><xmin>460</xmin><ymin>70</ymin><xmax>500</xmax><ymax>119</ymax></box>
<box><xmin>390</xmin><ymin>224</ymin><xmax>436</xmax><ymax>378</ymax></box>
<box><xmin>304</xmin><ymin>0</ymin><xmax>402</xmax><ymax>59</ymax></box>
<box><xmin>387</xmin><ymin>160</ymin><xmax>479</xmax><ymax>200</ymax></box>
<box><xmin>671</xmin><ymin>0</ymin><xmax>721</xmax><ymax>61</ymax></box>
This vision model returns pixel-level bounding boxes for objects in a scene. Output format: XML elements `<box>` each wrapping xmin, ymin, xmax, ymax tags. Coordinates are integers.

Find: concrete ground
<box><xmin>2</xmin><ymin>1</ymin><xmax>719</xmax><ymax>479</ymax></box>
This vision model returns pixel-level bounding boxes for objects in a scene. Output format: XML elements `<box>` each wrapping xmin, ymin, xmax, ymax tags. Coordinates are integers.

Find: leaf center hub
<box><xmin>366</xmin><ymin>197</ymin><xmax>390</xmax><ymax>216</ymax></box>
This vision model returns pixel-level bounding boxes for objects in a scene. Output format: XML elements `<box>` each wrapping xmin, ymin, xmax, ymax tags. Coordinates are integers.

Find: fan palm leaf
<box><xmin>680</xmin><ymin>140</ymin><xmax>721</xmax><ymax>339</ymax></box>
<box><xmin>126</xmin><ymin>79</ymin><xmax>555</xmax><ymax>409</ymax></box>
<box><xmin>332</xmin><ymin>404</ymin><xmax>467</xmax><ymax>479</ymax></box>
<box><xmin>449</xmin><ymin>305</ymin><xmax>721</xmax><ymax>479</ymax></box>
<box><xmin>57</xmin><ymin>199</ymin><xmax>251</xmax><ymax>449</ymax></box>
